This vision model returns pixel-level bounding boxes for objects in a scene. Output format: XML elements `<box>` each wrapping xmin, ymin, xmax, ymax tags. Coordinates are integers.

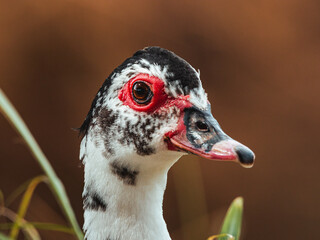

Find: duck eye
<box><xmin>195</xmin><ymin>121</ymin><xmax>210</xmax><ymax>132</ymax></box>
<box><xmin>132</xmin><ymin>81</ymin><xmax>153</xmax><ymax>104</ymax></box>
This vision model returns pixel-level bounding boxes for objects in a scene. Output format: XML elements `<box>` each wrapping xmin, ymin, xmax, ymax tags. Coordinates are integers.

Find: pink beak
<box><xmin>166</xmin><ymin>106</ymin><xmax>255</xmax><ymax>168</ymax></box>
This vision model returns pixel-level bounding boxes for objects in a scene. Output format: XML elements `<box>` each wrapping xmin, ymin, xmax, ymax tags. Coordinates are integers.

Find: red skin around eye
<box><xmin>118</xmin><ymin>73</ymin><xmax>192</xmax><ymax>113</ymax></box>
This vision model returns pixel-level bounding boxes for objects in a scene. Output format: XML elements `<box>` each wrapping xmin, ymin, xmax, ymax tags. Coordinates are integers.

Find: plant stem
<box><xmin>0</xmin><ymin>89</ymin><xmax>83</xmax><ymax>240</ymax></box>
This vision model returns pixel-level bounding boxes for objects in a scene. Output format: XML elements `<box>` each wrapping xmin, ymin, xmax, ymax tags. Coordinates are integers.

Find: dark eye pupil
<box><xmin>132</xmin><ymin>81</ymin><xmax>152</xmax><ymax>104</ymax></box>
<box><xmin>134</xmin><ymin>83</ymin><xmax>148</xmax><ymax>98</ymax></box>
<box><xmin>195</xmin><ymin>121</ymin><xmax>209</xmax><ymax>132</ymax></box>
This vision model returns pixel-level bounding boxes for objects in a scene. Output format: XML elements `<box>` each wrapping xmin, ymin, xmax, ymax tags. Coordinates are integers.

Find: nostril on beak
<box><xmin>235</xmin><ymin>146</ymin><xmax>255</xmax><ymax>167</ymax></box>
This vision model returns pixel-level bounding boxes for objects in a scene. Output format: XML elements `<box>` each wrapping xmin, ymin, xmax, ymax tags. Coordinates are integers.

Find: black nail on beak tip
<box><xmin>235</xmin><ymin>146</ymin><xmax>255</xmax><ymax>167</ymax></box>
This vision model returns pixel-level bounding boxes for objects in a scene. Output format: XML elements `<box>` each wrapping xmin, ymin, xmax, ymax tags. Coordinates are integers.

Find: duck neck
<box><xmin>81</xmin><ymin>135</ymin><xmax>182</xmax><ymax>240</ymax></box>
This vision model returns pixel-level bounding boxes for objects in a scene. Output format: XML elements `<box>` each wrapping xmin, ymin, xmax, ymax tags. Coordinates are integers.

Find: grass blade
<box><xmin>5</xmin><ymin>178</ymin><xmax>35</xmax><ymax>207</ymax></box>
<box><xmin>207</xmin><ymin>233</ymin><xmax>234</xmax><ymax>240</ymax></box>
<box><xmin>29</xmin><ymin>222</ymin><xmax>74</xmax><ymax>234</ymax></box>
<box><xmin>1</xmin><ymin>222</ymin><xmax>74</xmax><ymax>235</ymax></box>
<box><xmin>0</xmin><ymin>232</ymin><xmax>12</xmax><ymax>240</ymax></box>
<box><xmin>219</xmin><ymin>197</ymin><xmax>244</xmax><ymax>240</ymax></box>
<box><xmin>10</xmin><ymin>175</ymin><xmax>48</xmax><ymax>239</ymax></box>
<box><xmin>0</xmin><ymin>89</ymin><xmax>83</xmax><ymax>239</ymax></box>
<box><xmin>0</xmin><ymin>207</ymin><xmax>40</xmax><ymax>240</ymax></box>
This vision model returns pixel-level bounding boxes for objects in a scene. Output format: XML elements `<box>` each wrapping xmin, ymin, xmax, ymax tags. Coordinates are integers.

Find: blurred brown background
<box><xmin>1</xmin><ymin>0</ymin><xmax>319</xmax><ymax>239</ymax></box>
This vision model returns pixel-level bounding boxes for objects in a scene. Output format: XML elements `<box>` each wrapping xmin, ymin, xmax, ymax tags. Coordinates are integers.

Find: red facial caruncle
<box><xmin>118</xmin><ymin>73</ymin><xmax>255</xmax><ymax>167</ymax></box>
<box><xmin>118</xmin><ymin>73</ymin><xmax>192</xmax><ymax>113</ymax></box>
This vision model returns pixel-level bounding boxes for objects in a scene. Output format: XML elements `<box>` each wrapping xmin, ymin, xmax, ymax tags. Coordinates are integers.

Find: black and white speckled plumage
<box><xmin>80</xmin><ymin>47</ymin><xmax>207</xmax><ymax>160</ymax></box>
<box><xmin>79</xmin><ymin>47</ymin><xmax>254</xmax><ymax>240</ymax></box>
<box><xmin>80</xmin><ymin>47</ymin><xmax>204</xmax><ymax>137</ymax></box>
<box><xmin>79</xmin><ymin>47</ymin><xmax>208</xmax><ymax>240</ymax></box>
<box><xmin>80</xmin><ymin>47</ymin><xmax>207</xmax><ymax>239</ymax></box>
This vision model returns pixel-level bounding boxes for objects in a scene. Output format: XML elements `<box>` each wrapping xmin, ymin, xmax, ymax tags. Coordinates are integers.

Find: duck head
<box><xmin>80</xmin><ymin>47</ymin><xmax>255</xmax><ymax>240</ymax></box>
<box><xmin>80</xmin><ymin>47</ymin><xmax>254</xmax><ymax>168</ymax></box>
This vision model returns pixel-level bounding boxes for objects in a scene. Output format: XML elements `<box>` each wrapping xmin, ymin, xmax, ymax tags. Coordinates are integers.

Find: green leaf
<box><xmin>207</xmin><ymin>233</ymin><xmax>234</xmax><ymax>240</ymax></box>
<box><xmin>220</xmin><ymin>197</ymin><xmax>244</xmax><ymax>240</ymax></box>
<box><xmin>0</xmin><ymin>222</ymin><xmax>74</xmax><ymax>235</ymax></box>
<box><xmin>0</xmin><ymin>232</ymin><xmax>12</xmax><ymax>240</ymax></box>
<box><xmin>10</xmin><ymin>176</ymin><xmax>48</xmax><ymax>239</ymax></box>
<box><xmin>0</xmin><ymin>89</ymin><xmax>83</xmax><ymax>239</ymax></box>
<box><xmin>30</xmin><ymin>222</ymin><xmax>74</xmax><ymax>234</ymax></box>
<box><xmin>6</xmin><ymin>178</ymin><xmax>34</xmax><ymax>207</ymax></box>
<box><xmin>0</xmin><ymin>206</ymin><xmax>40</xmax><ymax>240</ymax></box>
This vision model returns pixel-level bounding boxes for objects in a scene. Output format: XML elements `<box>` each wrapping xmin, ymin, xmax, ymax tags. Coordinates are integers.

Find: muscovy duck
<box><xmin>79</xmin><ymin>47</ymin><xmax>255</xmax><ymax>240</ymax></box>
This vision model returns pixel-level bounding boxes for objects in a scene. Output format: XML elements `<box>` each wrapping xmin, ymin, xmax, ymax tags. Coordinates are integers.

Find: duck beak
<box><xmin>165</xmin><ymin>106</ymin><xmax>255</xmax><ymax>168</ymax></box>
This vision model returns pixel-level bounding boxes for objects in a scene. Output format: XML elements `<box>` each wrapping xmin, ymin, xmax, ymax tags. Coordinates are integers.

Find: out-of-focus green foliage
<box><xmin>0</xmin><ymin>232</ymin><xmax>12</xmax><ymax>240</ymax></box>
<box><xmin>220</xmin><ymin>197</ymin><xmax>243</xmax><ymax>240</ymax></box>
<box><xmin>207</xmin><ymin>197</ymin><xmax>244</xmax><ymax>240</ymax></box>
<box><xmin>9</xmin><ymin>176</ymin><xmax>48</xmax><ymax>239</ymax></box>
<box><xmin>0</xmin><ymin>89</ymin><xmax>83</xmax><ymax>240</ymax></box>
